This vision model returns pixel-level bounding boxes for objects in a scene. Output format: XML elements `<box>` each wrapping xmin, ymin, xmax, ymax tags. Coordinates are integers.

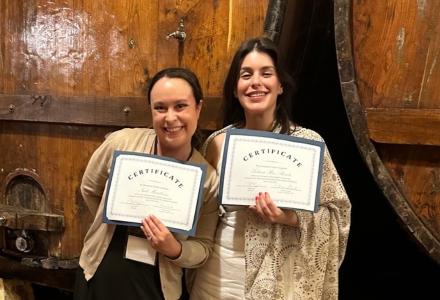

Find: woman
<box><xmin>74</xmin><ymin>68</ymin><xmax>219</xmax><ymax>300</ymax></box>
<box><xmin>190</xmin><ymin>37</ymin><xmax>351</xmax><ymax>299</ymax></box>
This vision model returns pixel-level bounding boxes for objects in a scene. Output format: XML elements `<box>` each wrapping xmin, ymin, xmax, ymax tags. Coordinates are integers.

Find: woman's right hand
<box><xmin>249</xmin><ymin>192</ymin><xmax>299</xmax><ymax>227</ymax></box>
<box><xmin>141</xmin><ymin>215</ymin><xmax>182</xmax><ymax>259</ymax></box>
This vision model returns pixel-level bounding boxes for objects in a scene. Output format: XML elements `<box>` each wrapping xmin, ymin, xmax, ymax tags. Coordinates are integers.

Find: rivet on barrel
<box><xmin>123</xmin><ymin>106</ymin><xmax>131</xmax><ymax>116</ymax></box>
<box><xmin>8</xmin><ymin>104</ymin><xmax>15</xmax><ymax>113</ymax></box>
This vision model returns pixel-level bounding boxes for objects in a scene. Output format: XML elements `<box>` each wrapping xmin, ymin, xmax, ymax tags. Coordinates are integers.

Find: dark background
<box><xmin>287</xmin><ymin>1</ymin><xmax>440</xmax><ymax>299</ymax></box>
<box><xmin>31</xmin><ymin>0</ymin><xmax>440</xmax><ymax>299</ymax></box>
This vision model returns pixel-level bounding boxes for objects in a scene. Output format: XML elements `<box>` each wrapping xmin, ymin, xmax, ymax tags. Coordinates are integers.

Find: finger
<box><xmin>254</xmin><ymin>195</ymin><xmax>263</xmax><ymax>214</ymax></box>
<box><xmin>258</xmin><ymin>192</ymin><xmax>271</xmax><ymax>215</ymax></box>
<box><xmin>264</xmin><ymin>192</ymin><xmax>278</xmax><ymax>212</ymax></box>
<box><xmin>141</xmin><ymin>218</ymin><xmax>153</xmax><ymax>237</ymax></box>
<box><xmin>146</xmin><ymin>215</ymin><xmax>167</xmax><ymax>235</ymax></box>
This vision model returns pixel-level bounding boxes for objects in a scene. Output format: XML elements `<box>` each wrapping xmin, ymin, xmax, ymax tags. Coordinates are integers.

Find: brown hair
<box><xmin>148</xmin><ymin>68</ymin><xmax>204</xmax><ymax>149</ymax></box>
<box><xmin>221</xmin><ymin>37</ymin><xmax>297</xmax><ymax>134</ymax></box>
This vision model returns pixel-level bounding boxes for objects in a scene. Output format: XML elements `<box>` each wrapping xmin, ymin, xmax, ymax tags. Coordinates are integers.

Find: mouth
<box><xmin>246</xmin><ymin>91</ymin><xmax>267</xmax><ymax>98</ymax></box>
<box><xmin>165</xmin><ymin>126</ymin><xmax>183</xmax><ymax>133</ymax></box>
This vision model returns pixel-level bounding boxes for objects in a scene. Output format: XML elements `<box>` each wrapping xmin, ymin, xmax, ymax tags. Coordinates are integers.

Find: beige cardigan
<box><xmin>78</xmin><ymin>128</ymin><xmax>219</xmax><ymax>300</ymax></box>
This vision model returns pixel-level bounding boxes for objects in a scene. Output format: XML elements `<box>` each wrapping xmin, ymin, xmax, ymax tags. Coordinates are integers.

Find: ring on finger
<box><xmin>147</xmin><ymin>235</ymin><xmax>154</xmax><ymax>241</ymax></box>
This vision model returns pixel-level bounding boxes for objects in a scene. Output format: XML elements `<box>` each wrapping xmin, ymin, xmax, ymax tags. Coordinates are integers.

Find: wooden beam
<box><xmin>0</xmin><ymin>95</ymin><xmax>222</xmax><ymax>130</ymax></box>
<box><xmin>0</xmin><ymin>205</ymin><xmax>64</xmax><ymax>232</ymax></box>
<box><xmin>365</xmin><ymin>108</ymin><xmax>440</xmax><ymax>146</ymax></box>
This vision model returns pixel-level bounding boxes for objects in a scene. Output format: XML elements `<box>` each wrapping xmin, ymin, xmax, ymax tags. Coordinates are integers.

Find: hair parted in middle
<box><xmin>221</xmin><ymin>37</ymin><xmax>297</xmax><ymax>134</ymax></box>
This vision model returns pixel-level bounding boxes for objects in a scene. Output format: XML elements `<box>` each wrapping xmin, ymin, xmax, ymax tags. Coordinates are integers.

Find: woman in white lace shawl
<box><xmin>189</xmin><ymin>37</ymin><xmax>351</xmax><ymax>300</ymax></box>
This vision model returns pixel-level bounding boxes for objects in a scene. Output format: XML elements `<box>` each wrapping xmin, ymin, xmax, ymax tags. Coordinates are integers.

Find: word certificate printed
<box><xmin>219</xmin><ymin>129</ymin><xmax>324</xmax><ymax>212</ymax></box>
<box><xmin>103</xmin><ymin>151</ymin><xmax>206</xmax><ymax>236</ymax></box>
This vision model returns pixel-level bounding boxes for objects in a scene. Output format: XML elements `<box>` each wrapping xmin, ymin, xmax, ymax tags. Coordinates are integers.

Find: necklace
<box><xmin>153</xmin><ymin>136</ymin><xmax>193</xmax><ymax>161</ymax></box>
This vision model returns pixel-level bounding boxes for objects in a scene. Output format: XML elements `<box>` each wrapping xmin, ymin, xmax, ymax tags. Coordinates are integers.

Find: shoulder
<box><xmin>290</xmin><ymin>126</ymin><xmax>325</xmax><ymax>143</ymax></box>
<box><xmin>201</xmin><ymin>125</ymin><xmax>232</xmax><ymax>156</ymax></box>
<box><xmin>191</xmin><ymin>150</ymin><xmax>219</xmax><ymax>185</ymax></box>
<box><xmin>104</xmin><ymin>128</ymin><xmax>154</xmax><ymax>146</ymax></box>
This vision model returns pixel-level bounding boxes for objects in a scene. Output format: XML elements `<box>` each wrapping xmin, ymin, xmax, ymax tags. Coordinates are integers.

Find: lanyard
<box><xmin>153</xmin><ymin>136</ymin><xmax>193</xmax><ymax>161</ymax></box>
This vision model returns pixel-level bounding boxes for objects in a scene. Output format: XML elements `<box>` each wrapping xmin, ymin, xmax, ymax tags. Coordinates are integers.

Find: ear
<box><xmin>196</xmin><ymin>100</ymin><xmax>203</xmax><ymax>119</ymax></box>
<box><xmin>278</xmin><ymin>85</ymin><xmax>283</xmax><ymax>95</ymax></box>
<box><xmin>233</xmin><ymin>90</ymin><xmax>238</xmax><ymax>98</ymax></box>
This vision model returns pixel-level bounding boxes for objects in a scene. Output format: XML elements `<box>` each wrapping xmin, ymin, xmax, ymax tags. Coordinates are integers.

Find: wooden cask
<box><xmin>335</xmin><ymin>0</ymin><xmax>440</xmax><ymax>263</ymax></box>
<box><xmin>0</xmin><ymin>0</ymin><xmax>292</xmax><ymax>290</ymax></box>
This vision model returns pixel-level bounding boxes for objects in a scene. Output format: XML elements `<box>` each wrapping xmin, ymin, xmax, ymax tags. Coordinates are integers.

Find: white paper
<box><xmin>221</xmin><ymin>133</ymin><xmax>323</xmax><ymax>211</ymax></box>
<box><xmin>106</xmin><ymin>154</ymin><xmax>203</xmax><ymax>232</ymax></box>
<box><xmin>125</xmin><ymin>235</ymin><xmax>157</xmax><ymax>265</ymax></box>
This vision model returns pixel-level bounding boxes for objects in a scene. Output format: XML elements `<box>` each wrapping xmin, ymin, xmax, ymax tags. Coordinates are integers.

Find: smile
<box><xmin>247</xmin><ymin>92</ymin><xmax>266</xmax><ymax>98</ymax></box>
<box><xmin>165</xmin><ymin>127</ymin><xmax>183</xmax><ymax>132</ymax></box>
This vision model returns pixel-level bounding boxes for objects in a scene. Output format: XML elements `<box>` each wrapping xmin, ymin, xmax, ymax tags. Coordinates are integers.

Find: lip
<box><xmin>164</xmin><ymin>126</ymin><xmax>184</xmax><ymax>134</ymax></box>
<box><xmin>246</xmin><ymin>91</ymin><xmax>267</xmax><ymax>100</ymax></box>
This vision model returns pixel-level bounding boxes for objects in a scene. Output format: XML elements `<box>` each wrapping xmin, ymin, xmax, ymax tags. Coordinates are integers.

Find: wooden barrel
<box><xmin>0</xmin><ymin>0</ymin><xmax>293</xmax><ymax>290</ymax></box>
<box><xmin>335</xmin><ymin>0</ymin><xmax>440</xmax><ymax>263</ymax></box>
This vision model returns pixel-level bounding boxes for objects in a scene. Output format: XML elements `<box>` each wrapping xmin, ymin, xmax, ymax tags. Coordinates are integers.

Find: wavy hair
<box><xmin>221</xmin><ymin>37</ymin><xmax>296</xmax><ymax>134</ymax></box>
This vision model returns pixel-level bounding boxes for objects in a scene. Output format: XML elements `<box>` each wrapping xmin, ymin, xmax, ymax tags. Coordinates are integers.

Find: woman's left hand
<box><xmin>249</xmin><ymin>192</ymin><xmax>299</xmax><ymax>227</ymax></box>
<box><xmin>141</xmin><ymin>215</ymin><xmax>182</xmax><ymax>259</ymax></box>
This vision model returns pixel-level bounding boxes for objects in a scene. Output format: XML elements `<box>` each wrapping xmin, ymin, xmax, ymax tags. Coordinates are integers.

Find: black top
<box><xmin>74</xmin><ymin>225</ymin><xmax>164</xmax><ymax>300</ymax></box>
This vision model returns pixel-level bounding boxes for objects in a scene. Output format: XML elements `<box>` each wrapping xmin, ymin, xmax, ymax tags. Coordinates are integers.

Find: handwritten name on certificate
<box><xmin>219</xmin><ymin>129</ymin><xmax>325</xmax><ymax>212</ymax></box>
<box><xmin>103</xmin><ymin>151</ymin><xmax>206</xmax><ymax>236</ymax></box>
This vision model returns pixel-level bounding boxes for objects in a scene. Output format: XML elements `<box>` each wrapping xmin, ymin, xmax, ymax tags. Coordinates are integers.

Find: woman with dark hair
<box><xmin>190</xmin><ymin>37</ymin><xmax>351</xmax><ymax>299</ymax></box>
<box><xmin>74</xmin><ymin>68</ymin><xmax>219</xmax><ymax>300</ymax></box>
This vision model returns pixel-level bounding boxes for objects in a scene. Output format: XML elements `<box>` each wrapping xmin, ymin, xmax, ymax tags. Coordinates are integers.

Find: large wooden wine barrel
<box><xmin>0</xmin><ymin>0</ymin><xmax>294</xmax><ymax>291</ymax></box>
<box><xmin>335</xmin><ymin>0</ymin><xmax>440</xmax><ymax>263</ymax></box>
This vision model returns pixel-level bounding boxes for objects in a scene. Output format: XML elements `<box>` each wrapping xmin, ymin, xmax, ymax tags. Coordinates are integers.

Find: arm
<box><xmin>203</xmin><ymin>133</ymin><xmax>225</xmax><ymax>171</ymax></box>
<box><xmin>80</xmin><ymin>132</ymin><xmax>119</xmax><ymax>216</ymax></box>
<box><xmin>167</xmin><ymin>166</ymin><xmax>219</xmax><ymax>268</ymax></box>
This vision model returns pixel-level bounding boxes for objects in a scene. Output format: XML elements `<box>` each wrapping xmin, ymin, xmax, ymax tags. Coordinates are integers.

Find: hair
<box><xmin>221</xmin><ymin>37</ymin><xmax>297</xmax><ymax>134</ymax></box>
<box><xmin>147</xmin><ymin>67</ymin><xmax>204</xmax><ymax>150</ymax></box>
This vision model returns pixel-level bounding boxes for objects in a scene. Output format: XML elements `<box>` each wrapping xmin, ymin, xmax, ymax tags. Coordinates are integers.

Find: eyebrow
<box><xmin>152</xmin><ymin>99</ymin><xmax>189</xmax><ymax>105</ymax></box>
<box><xmin>240</xmin><ymin>66</ymin><xmax>275</xmax><ymax>71</ymax></box>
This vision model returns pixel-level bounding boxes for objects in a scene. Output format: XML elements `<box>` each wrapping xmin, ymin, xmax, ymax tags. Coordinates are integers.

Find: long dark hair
<box><xmin>148</xmin><ymin>68</ymin><xmax>204</xmax><ymax>150</ymax></box>
<box><xmin>221</xmin><ymin>37</ymin><xmax>296</xmax><ymax>134</ymax></box>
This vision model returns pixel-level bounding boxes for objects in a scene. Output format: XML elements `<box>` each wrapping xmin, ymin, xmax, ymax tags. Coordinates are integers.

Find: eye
<box><xmin>177</xmin><ymin>103</ymin><xmax>188</xmax><ymax>109</ymax></box>
<box><xmin>153</xmin><ymin>105</ymin><xmax>165</xmax><ymax>111</ymax></box>
<box><xmin>240</xmin><ymin>72</ymin><xmax>251</xmax><ymax>79</ymax></box>
<box><xmin>263</xmin><ymin>72</ymin><xmax>273</xmax><ymax>77</ymax></box>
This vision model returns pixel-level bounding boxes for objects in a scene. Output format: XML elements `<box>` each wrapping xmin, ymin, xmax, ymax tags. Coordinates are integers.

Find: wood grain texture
<box><xmin>0</xmin><ymin>0</ymin><xmax>275</xmax><ymax>269</ymax></box>
<box><xmin>353</xmin><ymin>0</ymin><xmax>440</xmax><ymax>109</ymax></box>
<box><xmin>365</xmin><ymin>108</ymin><xmax>440</xmax><ymax>145</ymax></box>
<box><xmin>336</xmin><ymin>0</ymin><xmax>440</xmax><ymax>264</ymax></box>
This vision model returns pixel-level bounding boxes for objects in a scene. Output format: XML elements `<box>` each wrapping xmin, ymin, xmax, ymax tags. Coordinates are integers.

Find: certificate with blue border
<box><xmin>219</xmin><ymin>129</ymin><xmax>324</xmax><ymax>213</ymax></box>
<box><xmin>102</xmin><ymin>150</ymin><xmax>207</xmax><ymax>236</ymax></box>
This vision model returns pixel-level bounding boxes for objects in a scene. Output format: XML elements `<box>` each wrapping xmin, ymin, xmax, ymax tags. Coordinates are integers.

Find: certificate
<box><xmin>102</xmin><ymin>150</ymin><xmax>207</xmax><ymax>236</ymax></box>
<box><xmin>219</xmin><ymin>129</ymin><xmax>325</xmax><ymax>212</ymax></box>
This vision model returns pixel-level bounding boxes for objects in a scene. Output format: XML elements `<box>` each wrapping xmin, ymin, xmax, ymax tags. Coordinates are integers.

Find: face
<box><xmin>150</xmin><ymin>77</ymin><xmax>202</xmax><ymax>154</ymax></box>
<box><xmin>235</xmin><ymin>51</ymin><xmax>283</xmax><ymax>118</ymax></box>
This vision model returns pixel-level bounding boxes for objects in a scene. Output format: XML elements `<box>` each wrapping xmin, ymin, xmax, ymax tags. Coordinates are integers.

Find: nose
<box><xmin>251</xmin><ymin>74</ymin><xmax>262</xmax><ymax>87</ymax></box>
<box><xmin>165</xmin><ymin>109</ymin><xmax>177</xmax><ymax>122</ymax></box>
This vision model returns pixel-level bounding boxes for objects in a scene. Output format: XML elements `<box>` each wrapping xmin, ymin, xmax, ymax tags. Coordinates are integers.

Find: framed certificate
<box><xmin>102</xmin><ymin>150</ymin><xmax>207</xmax><ymax>236</ymax></box>
<box><xmin>219</xmin><ymin>129</ymin><xmax>325</xmax><ymax>213</ymax></box>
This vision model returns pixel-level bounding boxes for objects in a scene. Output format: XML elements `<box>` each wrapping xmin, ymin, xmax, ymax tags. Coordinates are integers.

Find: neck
<box><xmin>154</xmin><ymin>139</ymin><xmax>193</xmax><ymax>161</ymax></box>
<box><xmin>243</xmin><ymin>113</ymin><xmax>275</xmax><ymax>132</ymax></box>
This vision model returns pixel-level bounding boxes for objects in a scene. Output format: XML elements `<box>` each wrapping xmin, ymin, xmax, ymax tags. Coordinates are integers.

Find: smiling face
<box><xmin>235</xmin><ymin>51</ymin><xmax>283</xmax><ymax>120</ymax></box>
<box><xmin>150</xmin><ymin>77</ymin><xmax>202</xmax><ymax>157</ymax></box>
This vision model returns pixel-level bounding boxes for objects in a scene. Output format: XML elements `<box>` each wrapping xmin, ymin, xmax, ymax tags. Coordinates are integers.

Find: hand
<box><xmin>141</xmin><ymin>215</ymin><xmax>182</xmax><ymax>259</ymax></box>
<box><xmin>249</xmin><ymin>192</ymin><xmax>299</xmax><ymax>227</ymax></box>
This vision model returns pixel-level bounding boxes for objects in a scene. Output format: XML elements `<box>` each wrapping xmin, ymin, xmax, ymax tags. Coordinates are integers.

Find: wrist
<box><xmin>166</xmin><ymin>239</ymin><xmax>182</xmax><ymax>260</ymax></box>
<box><xmin>282</xmin><ymin>209</ymin><xmax>299</xmax><ymax>227</ymax></box>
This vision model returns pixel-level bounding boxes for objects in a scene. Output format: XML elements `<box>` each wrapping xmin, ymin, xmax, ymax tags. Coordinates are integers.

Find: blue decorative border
<box><xmin>103</xmin><ymin>150</ymin><xmax>207</xmax><ymax>236</ymax></box>
<box><xmin>219</xmin><ymin>129</ymin><xmax>324</xmax><ymax>213</ymax></box>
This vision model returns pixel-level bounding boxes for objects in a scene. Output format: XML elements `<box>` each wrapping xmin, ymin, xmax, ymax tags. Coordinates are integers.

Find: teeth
<box><xmin>249</xmin><ymin>93</ymin><xmax>265</xmax><ymax>97</ymax></box>
<box><xmin>167</xmin><ymin>127</ymin><xmax>181</xmax><ymax>132</ymax></box>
